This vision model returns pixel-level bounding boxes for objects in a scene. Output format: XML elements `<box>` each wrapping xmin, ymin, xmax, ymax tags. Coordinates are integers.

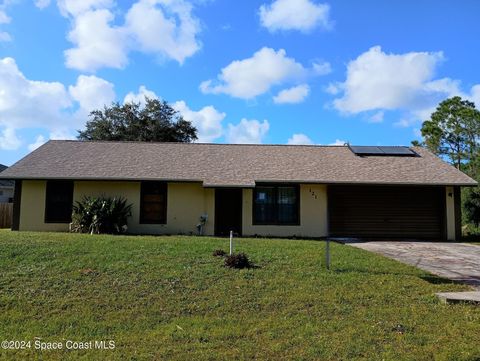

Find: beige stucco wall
<box><xmin>17</xmin><ymin>181</ymin><xmax>456</xmax><ymax>240</ymax></box>
<box><xmin>74</xmin><ymin>181</ymin><xmax>215</xmax><ymax>235</ymax></box>
<box><xmin>19</xmin><ymin>181</ymin><xmax>327</xmax><ymax>237</ymax></box>
<box><xmin>19</xmin><ymin>180</ymin><xmax>69</xmax><ymax>232</ymax></box>
<box><xmin>241</xmin><ymin>184</ymin><xmax>328</xmax><ymax>238</ymax></box>
<box><xmin>445</xmin><ymin>186</ymin><xmax>456</xmax><ymax>241</ymax></box>
<box><xmin>19</xmin><ymin>181</ymin><xmax>215</xmax><ymax>235</ymax></box>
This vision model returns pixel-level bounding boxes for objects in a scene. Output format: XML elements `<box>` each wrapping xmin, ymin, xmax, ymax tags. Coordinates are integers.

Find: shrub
<box><xmin>224</xmin><ymin>253</ymin><xmax>252</xmax><ymax>269</ymax></box>
<box><xmin>71</xmin><ymin>195</ymin><xmax>132</xmax><ymax>234</ymax></box>
<box><xmin>464</xmin><ymin>187</ymin><xmax>480</xmax><ymax>228</ymax></box>
<box><xmin>212</xmin><ymin>249</ymin><xmax>226</xmax><ymax>257</ymax></box>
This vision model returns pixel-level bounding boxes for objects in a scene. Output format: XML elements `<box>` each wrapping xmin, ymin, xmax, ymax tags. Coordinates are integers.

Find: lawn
<box><xmin>0</xmin><ymin>231</ymin><xmax>479</xmax><ymax>360</ymax></box>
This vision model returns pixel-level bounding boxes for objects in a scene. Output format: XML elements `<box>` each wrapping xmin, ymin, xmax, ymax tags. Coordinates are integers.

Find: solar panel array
<box><xmin>349</xmin><ymin>145</ymin><xmax>417</xmax><ymax>157</ymax></box>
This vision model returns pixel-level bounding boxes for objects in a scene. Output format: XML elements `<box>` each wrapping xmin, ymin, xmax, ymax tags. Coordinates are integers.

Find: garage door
<box><xmin>328</xmin><ymin>185</ymin><xmax>445</xmax><ymax>239</ymax></box>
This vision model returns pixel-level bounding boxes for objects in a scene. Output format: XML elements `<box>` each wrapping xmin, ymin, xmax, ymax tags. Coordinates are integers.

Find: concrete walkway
<box><xmin>349</xmin><ymin>241</ymin><xmax>480</xmax><ymax>289</ymax></box>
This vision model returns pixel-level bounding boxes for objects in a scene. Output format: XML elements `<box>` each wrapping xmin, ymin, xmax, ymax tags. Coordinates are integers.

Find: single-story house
<box><xmin>0</xmin><ymin>140</ymin><xmax>476</xmax><ymax>240</ymax></box>
<box><xmin>0</xmin><ymin>164</ymin><xmax>14</xmax><ymax>203</ymax></box>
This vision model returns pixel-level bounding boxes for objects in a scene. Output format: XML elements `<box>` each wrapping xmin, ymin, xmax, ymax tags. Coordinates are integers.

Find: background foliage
<box><xmin>414</xmin><ymin>96</ymin><xmax>480</xmax><ymax>234</ymax></box>
<box><xmin>78</xmin><ymin>97</ymin><xmax>197</xmax><ymax>143</ymax></box>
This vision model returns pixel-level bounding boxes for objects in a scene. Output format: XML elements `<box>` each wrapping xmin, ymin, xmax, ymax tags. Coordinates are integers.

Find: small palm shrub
<box><xmin>71</xmin><ymin>196</ymin><xmax>132</xmax><ymax>234</ymax></box>
<box><xmin>224</xmin><ymin>253</ymin><xmax>252</xmax><ymax>269</ymax></box>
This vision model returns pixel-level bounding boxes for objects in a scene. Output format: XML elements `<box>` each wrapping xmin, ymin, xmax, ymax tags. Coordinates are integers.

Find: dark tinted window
<box><xmin>253</xmin><ymin>185</ymin><xmax>299</xmax><ymax>225</ymax></box>
<box><xmin>45</xmin><ymin>181</ymin><xmax>74</xmax><ymax>223</ymax></box>
<box><xmin>140</xmin><ymin>182</ymin><xmax>167</xmax><ymax>224</ymax></box>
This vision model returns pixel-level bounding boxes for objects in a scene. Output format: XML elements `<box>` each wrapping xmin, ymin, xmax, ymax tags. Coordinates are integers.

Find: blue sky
<box><xmin>0</xmin><ymin>0</ymin><xmax>479</xmax><ymax>165</ymax></box>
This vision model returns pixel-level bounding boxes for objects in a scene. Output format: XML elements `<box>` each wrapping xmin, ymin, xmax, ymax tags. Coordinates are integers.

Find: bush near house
<box><xmin>71</xmin><ymin>196</ymin><xmax>132</xmax><ymax>234</ymax></box>
<box><xmin>0</xmin><ymin>231</ymin><xmax>480</xmax><ymax>360</ymax></box>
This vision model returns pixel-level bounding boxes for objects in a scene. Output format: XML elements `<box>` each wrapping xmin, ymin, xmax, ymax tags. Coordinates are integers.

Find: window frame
<box><xmin>140</xmin><ymin>181</ymin><xmax>168</xmax><ymax>224</ymax></box>
<box><xmin>44</xmin><ymin>180</ymin><xmax>74</xmax><ymax>224</ymax></box>
<box><xmin>252</xmin><ymin>184</ymin><xmax>300</xmax><ymax>226</ymax></box>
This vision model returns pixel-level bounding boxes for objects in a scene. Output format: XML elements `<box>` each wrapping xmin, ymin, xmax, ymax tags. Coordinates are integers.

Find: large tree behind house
<box><xmin>78</xmin><ymin>97</ymin><xmax>198</xmax><ymax>143</ymax></box>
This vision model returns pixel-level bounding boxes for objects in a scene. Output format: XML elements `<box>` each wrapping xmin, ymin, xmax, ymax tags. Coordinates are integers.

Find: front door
<box><xmin>215</xmin><ymin>188</ymin><xmax>243</xmax><ymax>237</ymax></box>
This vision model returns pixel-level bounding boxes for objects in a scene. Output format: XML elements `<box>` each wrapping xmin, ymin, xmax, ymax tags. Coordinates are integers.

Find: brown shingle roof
<box><xmin>0</xmin><ymin>140</ymin><xmax>476</xmax><ymax>187</ymax></box>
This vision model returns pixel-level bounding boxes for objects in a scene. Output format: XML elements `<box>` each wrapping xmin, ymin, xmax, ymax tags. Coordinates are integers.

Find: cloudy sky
<box><xmin>0</xmin><ymin>0</ymin><xmax>479</xmax><ymax>165</ymax></box>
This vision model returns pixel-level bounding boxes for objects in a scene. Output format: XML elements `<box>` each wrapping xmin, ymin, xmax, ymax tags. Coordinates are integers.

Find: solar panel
<box><xmin>349</xmin><ymin>145</ymin><xmax>417</xmax><ymax>157</ymax></box>
<box><xmin>378</xmin><ymin>146</ymin><xmax>416</xmax><ymax>155</ymax></box>
<box><xmin>349</xmin><ymin>146</ymin><xmax>383</xmax><ymax>155</ymax></box>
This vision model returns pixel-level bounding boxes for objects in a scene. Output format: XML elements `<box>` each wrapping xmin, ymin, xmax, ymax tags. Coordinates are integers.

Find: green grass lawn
<box><xmin>0</xmin><ymin>231</ymin><xmax>479</xmax><ymax>360</ymax></box>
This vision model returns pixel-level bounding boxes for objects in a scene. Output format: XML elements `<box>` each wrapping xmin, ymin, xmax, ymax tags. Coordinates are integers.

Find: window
<box><xmin>140</xmin><ymin>182</ymin><xmax>167</xmax><ymax>224</ymax></box>
<box><xmin>45</xmin><ymin>180</ymin><xmax>74</xmax><ymax>223</ymax></box>
<box><xmin>253</xmin><ymin>185</ymin><xmax>299</xmax><ymax>225</ymax></box>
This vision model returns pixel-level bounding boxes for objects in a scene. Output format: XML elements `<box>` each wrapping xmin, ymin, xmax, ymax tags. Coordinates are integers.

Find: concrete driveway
<box><xmin>349</xmin><ymin>241</ymin><xmax>480</xmax><ymax>289</ymax></box>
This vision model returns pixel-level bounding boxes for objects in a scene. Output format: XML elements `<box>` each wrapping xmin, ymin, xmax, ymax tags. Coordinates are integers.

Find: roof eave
<box><xmin>0</xmin><ymin>176</ymin><xmax>476</xmax><ymax>187</ymax></box>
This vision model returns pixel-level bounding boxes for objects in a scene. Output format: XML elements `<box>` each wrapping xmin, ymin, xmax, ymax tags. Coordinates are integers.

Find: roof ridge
<box><xmin>48</xmin><ymin>140</ymin><xmax>412</xmax><ymax>148</ymax></box>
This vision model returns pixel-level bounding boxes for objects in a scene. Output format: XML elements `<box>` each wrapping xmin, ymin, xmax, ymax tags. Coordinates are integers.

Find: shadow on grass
<box><xmin>332</xmin><ymin>268</ymin><xmax>465</xmax><ymax>285</ymax></box>
<box><xmin>418</xmin><ymin>275</ymin><xmax>457</xmax><ymax>286</ymax></box>
<box><xmin>332</xmin><ymin>267</ymin><xmax>419</xmax><ymax>277</ymax></box>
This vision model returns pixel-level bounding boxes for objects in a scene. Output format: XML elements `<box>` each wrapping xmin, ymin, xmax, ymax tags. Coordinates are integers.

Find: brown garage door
<box><xmin>328</xmin><ymin>185</ymin><xmax>445</xmax><ymax>239</ymax></box>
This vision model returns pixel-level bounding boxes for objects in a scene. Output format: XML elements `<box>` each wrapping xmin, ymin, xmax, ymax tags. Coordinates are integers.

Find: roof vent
<box><xmin>348</xmin><ymin>145</ymin><xmax>417</xmax><ymax>157</ymax></box>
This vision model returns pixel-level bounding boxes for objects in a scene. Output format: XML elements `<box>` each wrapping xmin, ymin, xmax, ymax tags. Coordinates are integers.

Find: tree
<box><xmin>419</xmin><ymin>96</ymin><xmax>480</xmax><ymax>172</ymax></box>
<box><xmin>415</xmin><ymin>96</ymin><xmax>480</xmax><ymax>232</ymax></box>
<box><xmin>78</xmin><ymin>97</ymin><xmax>197</xmax><ymax>143</ymax></box>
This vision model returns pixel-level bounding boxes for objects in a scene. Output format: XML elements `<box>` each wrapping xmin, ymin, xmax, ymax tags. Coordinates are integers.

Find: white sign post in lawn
<box><xmin>229</xmin><ymin>230</ymin><xmax>234</xmax><ymax>255</ymax></box>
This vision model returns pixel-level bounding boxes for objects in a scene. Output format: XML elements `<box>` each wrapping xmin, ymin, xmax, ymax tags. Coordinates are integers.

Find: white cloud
<box><xmin>312</xmin><ymin>60</ymin><xmax>332</xmax><ymax>75</ymax></box>
<box><xmin>468</xmin><ymin>84</ymin><xmax>480</xmax><ymax>108</ymax></box>
<box><xmin>173</xmin><ymin>101</ymin><xmax>225</xmax><ymax>143</ymax></box>
<box><xmin>333</xmin><ymin>46</ymin><xmax>448</xmax><ymax>114</ymax></box>
<box><xmin>327</xmin><ymin>46</ymin><xmax>475</xmax><ymax>127</ymax></box>
<box><xmin>329</xmin><ymin>139</ymin><xmax>346</xmax><ymax>145</ymax></box>
<box><xmin>325</xmin><ymin>81</ymin><xmax>342</xmax><ymax>95</ymax></box>
<box><xmin>0</xmin><ymin>57</ymin><xmax>71</xmax><ymax>130</ymax></box>
<box><xmin>61</xmin><ymin>0</ymin><xmax>201</xmax><ymax>72</ymax></box>
<box><xmin>0</xmin><ymin>31</ymin><xmax>10</xmax><ymax>41</ymax></box>
<box><xmin>64</xmin><ymin>9</ymin><xmax>129</xmax><ymax>72</ymax></box>
<box><xmin>0</xmin><ymin>10</ymin><xmax>10</xmax><ymax>24</ymax></box>
<box><xmin>329</xmin><ymin>46</ymin><xmax>480</xmax><ymax>128</ymax></box>
<box><xmin>49</xmin><ymin>128</ymin><xmax>76</xmax><ymax>140</ymax></box>
<box><xmin>57</xmin><ymin>0</ymin><xmax>114</xmax><ymax>16</ymax></box>
<box><xmin>287</xmin><ymin>133</ymin><xmax>313</xmax><ymax>145</ymax></box>
<box><xmin>0</xmin><ymin>57</ymin><xmax>118</xmax><ymax>151</ymax></box>
<box><xmin>226</xmin><ymin>119</ymin><xmax>269</xmax><ymax>144</ymax></box>
<box><xmin>368</xmin><ymin>111</ymin><xmax>384</xmax><ymax>123</ymax></box>
<box><xmin>28</xmin><ymin>135</ymin><xmax>47</xmax><ymax>151</ymax></box>
<box><xmin>0</xmin><ymin>127</ymin><xmax>21</xmax><ymax>150</ymax></box>
<box><xmin>273</xmin><ymin>84</ymin><xmax>310</xmax><ymax>104</ymax></box>
<box><xmin>125</xmin><ymin>0</ymin><xmax>201</xmax><ymax>64</ymax></box>
<box><xmin>259</xmin><ymin>0</ymin><xmax>331</xmax><ymax>32</ymax></box>
<box><xmin>200</xmin><ymin>47</ymin><xmax>309</xmax><ymax>99</ymax></box>
<box><xmin>0</xmin><ymin>8</ymin><xmax>11</xmax><ymax>42</ymax></box>
<box><xmin>34</xmin><ymin>0</ymin><xmax>52</xmax><ymax>9</ymax></box>
<box><xmin>69</xmin><ymin>75</ymin><xmax>115</xmax><ymax>113</ymax></box>
<box><xmin>124</xmin><ymin>85</ymin><xmax>159</xmax><ymax>105</ymax></box>
<box><xmin>393</xmin><ymin>118</ymin><xmax>416</xmax><ymax>128</ymax></box>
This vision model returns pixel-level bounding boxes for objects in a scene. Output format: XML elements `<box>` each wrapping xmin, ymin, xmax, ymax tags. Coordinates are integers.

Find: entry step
<box><xmin>436</xmin><ymin>291</ymin><xmax>480</xmax><ymax>304</ymax></box>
